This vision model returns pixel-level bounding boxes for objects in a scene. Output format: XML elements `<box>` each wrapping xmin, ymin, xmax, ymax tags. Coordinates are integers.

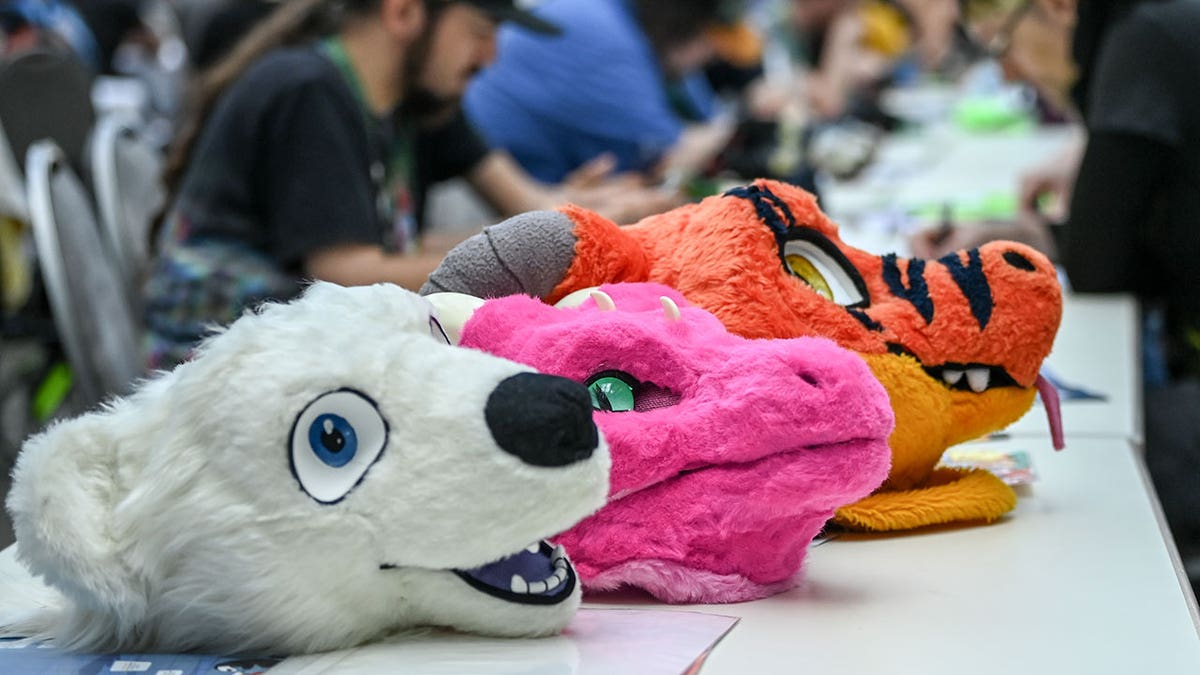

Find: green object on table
<box><xmin>33</xmin><ymin>361</ymin><xmax>72</xmax><ymax>423</ymax></box>
<box><xmin>953</xmin><ymin>98</ymin><xmax>1033</xmax><ymax>133</ymax></box>
<box><xmin>912</xmin><ymin>192</ymin><xmax>1019</xmax><ymax>222</ymax></box>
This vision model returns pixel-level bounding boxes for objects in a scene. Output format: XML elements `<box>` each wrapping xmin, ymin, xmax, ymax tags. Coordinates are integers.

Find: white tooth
<box><xmin>966</xmin><ymin>368</ymin><xmax>991</xmax><ymax>393</ymax></box>
<box><xmin>510</xmin><ymin>575</ymin><xmax>529</xmax><ymax>594</ymax></box>
<box><xmin>943</xmin><ymin>369</ymin><xmax>964</xmax><ymax>385</ymax></box>
<box><xmin>543</xmin><ymin>575</ymin><xmax>562</xmax><ymax>592</ymax></box>
<box><xmin>553</xmin><ymin>545</ymin><xmax>566</xmax><ymax>561</ymax></box>
<box><xmin>552</xmin><ymin>568</ymin><xmax>568</xmax><ymax>582</ymax></box>
<box><xmin>527</xmin><ymin>580</ymin><xmax>548</xmax><ymax>594</ymax></box>
<box><xmin>525</xmin><ymin>543</ymin><xmax>541</xmax><ymax>554</ymax></box>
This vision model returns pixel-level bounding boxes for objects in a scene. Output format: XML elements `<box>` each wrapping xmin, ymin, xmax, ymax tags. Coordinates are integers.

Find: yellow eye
<box><xmin>786</xmin><ymin>254</ymin><xmax>834</xmax><ymax>301</ymax></box>
<box><xmin>782</xmin><ymin>239</ymin><xmax>867</xmax><ymax>307</ymax></box>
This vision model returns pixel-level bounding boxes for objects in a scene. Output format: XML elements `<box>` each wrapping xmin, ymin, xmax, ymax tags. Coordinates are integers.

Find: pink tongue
<box><xmin>1035</xmin><ymin>374</ymin><xmax>1065</xmax><ymax>450</ymax></box>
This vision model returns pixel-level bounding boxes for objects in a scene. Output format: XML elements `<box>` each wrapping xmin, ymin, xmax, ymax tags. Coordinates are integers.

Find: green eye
<box><xmin>586</xmin><ymin>372</ymin><xmax>637</xmax><ymax>412</ymax></box>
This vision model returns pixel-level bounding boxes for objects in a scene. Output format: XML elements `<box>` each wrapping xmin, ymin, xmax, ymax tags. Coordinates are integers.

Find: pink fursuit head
<box><xmin>459</xmin><ymin>283</ymin><xmax>894</xmax><ymax>603</ymax></box>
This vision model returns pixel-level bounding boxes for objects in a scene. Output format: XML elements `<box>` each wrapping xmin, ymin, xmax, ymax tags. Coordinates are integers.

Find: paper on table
<box><xmin>275</xmin><ymin>609</ymin><xmax>739</xmax><ymax>675</ymax></box>
<box><xmin>0</xmin><ymin>639</ymin><xmax>282</xmax><ymax>675</ymax></box>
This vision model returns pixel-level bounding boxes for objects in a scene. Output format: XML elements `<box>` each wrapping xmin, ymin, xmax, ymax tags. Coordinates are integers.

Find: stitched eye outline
<box><xmin>289</xmin><ymin>388</ymin><xmax>389</xmax><ymax>504</ymax></box>
<box><xmin>584</xmin><ymin>370</ymin><xmax>640</xmax><ymax>413</ymax></box>
<box><xmin>781</xmin><ymin>229</ymin><xmax>870</xmax><ymax>308</ymax></box>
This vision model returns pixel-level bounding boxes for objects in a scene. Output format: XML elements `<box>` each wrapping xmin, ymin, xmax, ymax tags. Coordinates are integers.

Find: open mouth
<box><xmin>921</xmin><ymin>362</ymin><xmax>1020</xmax><ymax>392</ymax></box>
<box><xmin>886</xmin><ymin>343</ymin><xmax>1021</xmax><ymax>394</ymax></box>
<box><xmin>889</xmin><ymin>344</ymin><xmax>1065</xmax><ymax>450</ymax></box>
<box><xmin>451</xmin><ymin>541</ymin><xmax>576</xmax><ymax>605</ymax></box>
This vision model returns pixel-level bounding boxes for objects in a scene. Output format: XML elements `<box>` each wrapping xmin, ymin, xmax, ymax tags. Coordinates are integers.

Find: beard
<box><xmin>398</xmin><ymin>8</ymin><xmax>463</xmax><ymax>126</ymax></box>
<box><xmin>401</xmin><ymin>85</ymin><xmax>461</xmax><ymax>126</ymax></box>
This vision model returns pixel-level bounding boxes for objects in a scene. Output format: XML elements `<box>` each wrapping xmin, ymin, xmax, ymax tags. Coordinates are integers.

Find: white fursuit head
<box><xmin>4</xmin><ymin>282</ymin><xmax>610</xmax><ymax>654</ymax></box>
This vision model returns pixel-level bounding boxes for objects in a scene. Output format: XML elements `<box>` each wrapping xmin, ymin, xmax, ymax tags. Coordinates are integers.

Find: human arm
<box><xmin>303</xmin><ymin>244</ymin><xmax>451</xmax><ymax>291</ymax></box>
<box><xmin>1017</xmin><ymin>131</ymin><xmax>1085</xmax><ymax>222</ymax></box>
<box><xmin>907</xmin><ymin>130</ymin><xmax>1171</xmax><ymax>280</ymax></box>
<box><xmin>466</xmin><ymin>150</ymin><xmax>682</xmax><ymax>225</ymax></box>
<box><xmin>807</xmin><ymin>9</ymin><xmax>893</xmax><ymax>119</ymax></box>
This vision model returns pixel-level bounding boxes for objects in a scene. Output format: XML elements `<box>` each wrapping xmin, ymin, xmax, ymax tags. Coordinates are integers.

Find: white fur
<box><xmin>4</xmin><ymin>282</ymin><xmax>610</xmax><ymax>654</ymax></box>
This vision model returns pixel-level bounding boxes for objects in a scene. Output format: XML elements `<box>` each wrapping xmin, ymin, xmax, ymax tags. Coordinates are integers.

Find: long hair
<box><xmin>159</xmin><ymin>0</ymin><xmax>378</xmax><ymax>220</ymax></box>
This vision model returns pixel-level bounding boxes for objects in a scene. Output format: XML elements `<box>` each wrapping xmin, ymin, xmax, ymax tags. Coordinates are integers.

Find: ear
<box><xmin>7</xmin><ymin>407</ymin><xmax>147</xmax><ymax>635</ymax></box>
<box><xmin>379</xmin><ymin>0</ymin><xmax>427</xmax><ymax>42</ymax></box>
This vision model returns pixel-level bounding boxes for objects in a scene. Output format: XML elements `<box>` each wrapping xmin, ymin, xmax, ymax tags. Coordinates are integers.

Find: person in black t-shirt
<box><xmin>145</xmin><ymin>0</ymin><xmax>679</xmax><ymax>369</ymax></box>
<box><xmin>912</xmin><ymin>0</ymin><xmax>1200</xmax><ymax>597</ymax></box>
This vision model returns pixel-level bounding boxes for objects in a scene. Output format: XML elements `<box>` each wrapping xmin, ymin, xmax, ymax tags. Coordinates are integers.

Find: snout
<box><xmin>485</xmin><ymin>373</ymin><xmax>599</xmax><ymax>467</ymax></box>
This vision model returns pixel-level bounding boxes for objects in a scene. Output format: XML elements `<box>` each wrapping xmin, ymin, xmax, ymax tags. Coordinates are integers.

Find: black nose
<box><xmin>485</xmin><ymin>373</ymin><xmax>599</xmax><ymax>467</ymax></box>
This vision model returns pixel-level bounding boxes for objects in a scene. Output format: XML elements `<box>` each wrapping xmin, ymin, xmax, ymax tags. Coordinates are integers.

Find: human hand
<box><xmin>558</xmin><ymin>156</ymin><xmax>684</xmax><ymax>224</ymax></box>
<box><xmin>909</xmin><ymin>221</ymin><xmax>1001</xmax><ymax>259</ymax></box>
<box><xmin>580</xmin><ymin>184</ymin><xmax>684</xmax><ymax>225</ymax></box>
<box><xmin>563</xmin><ymin>153</ymin><xmax>619</xmax><ymax>188</ymax></box>
<box><xmin>1018</xmin><ymin>165</ymin><xmax>1073</xmax><ymax>222</ymax></box>
<box><xmin>909</xmin><ymin>215</ymin><xmax>1056</xmax><ymax>260</ymax></box>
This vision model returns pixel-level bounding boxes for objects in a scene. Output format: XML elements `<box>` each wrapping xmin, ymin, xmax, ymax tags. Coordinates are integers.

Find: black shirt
<box><xmin>173</xmin><ymin>45</ymin><xmax>490</xmax><ymax>274</ymax></box>
<box><xmin>1057</xmin><ymin>0</ymin><xmax>1200</xmax><ymax>378</ymax></box>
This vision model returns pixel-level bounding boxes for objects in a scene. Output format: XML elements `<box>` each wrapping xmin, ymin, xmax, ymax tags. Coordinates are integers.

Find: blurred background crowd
<box><xmin>0</xmin><ymin>0</ymin><xmax>1197</xmax><ymax>593</ymax></box>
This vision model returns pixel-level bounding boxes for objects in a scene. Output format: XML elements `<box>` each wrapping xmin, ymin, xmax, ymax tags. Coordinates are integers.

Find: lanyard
<box><xmin>319</xmin><ymin>37</ymin><xmax>418</xmax><ymax>252</ymax></box>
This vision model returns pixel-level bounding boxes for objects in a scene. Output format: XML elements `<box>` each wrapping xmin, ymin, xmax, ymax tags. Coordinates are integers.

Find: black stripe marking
<box><xmin>882</xmin><ymin>254</ymin><xmax>933</xmax><ymax>324</ymax></box>
<box><xmin>848</xmin><ymin>307</ymin><xmax>884</xmax><ymax>332</ymax></box>
<box><xmin>938</xmin><ymin>249</ymin><xmax>994</xmax><ymax>330</ymax></box>
<box><xmin>725</xmin><ymin>185</ymin><xmax>791</xmax><ymax>270</ymax></box>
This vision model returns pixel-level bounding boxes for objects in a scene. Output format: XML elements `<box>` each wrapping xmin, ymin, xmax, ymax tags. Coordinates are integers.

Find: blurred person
<box><xmin>0</xmin><ymin>0</ymin><xmax>100</xmax><ymax>66</ymax></box>
<box><xmin>895</xmin><ymin>0</ymin><xmax>961</xmax><ymax>72</ymax></box>
<box><xmin>463</xmin><ymin>0</ymin><xmax>749</xmax><ymax>185</ymax></box>
<box><xmin>912</xmin><ymin>0</ymin><xmax>1200</xmax><ymax>591</ymax></box>
<box><xmin>182</xmin><ymin>0</ymin><xmax>277</xmax><ymax>70</ymax></box>
<box><xmin>71</xmin><ymin>0</ymin><xmax>148</xmax><ymax>74</ymax></box>
<box><xmin>776</xmin><ymin>0</ymin><xmax>909</xmax><ymax>120</ymax></box>
<box><xmin>144</xmin><ymin>0</ymin><xmax>677</xmax><ymax>370</ymax></box>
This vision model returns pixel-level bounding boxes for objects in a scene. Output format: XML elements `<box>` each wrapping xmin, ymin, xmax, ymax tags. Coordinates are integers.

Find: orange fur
<box><xmin>551</xmin><ymin>179</ymin><xmax>1062</xmax><ymax>531</ymax></box>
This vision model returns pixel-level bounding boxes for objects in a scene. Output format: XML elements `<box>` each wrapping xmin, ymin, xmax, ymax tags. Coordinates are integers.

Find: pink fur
<box><xmin>461</xmin><ymin>283</ymin><xmax>894</xmax><ymax>603</ymax></box>
<box><xmin>586</xmin><ymin>560</ymin><xmax>801</xmax><ymax>604</ymax></box>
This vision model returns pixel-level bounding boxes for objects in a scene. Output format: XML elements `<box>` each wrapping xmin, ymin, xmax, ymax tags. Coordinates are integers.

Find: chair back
<box><xmin>90</xmin><ymin>112</ymin><xmax>164</xmax><ymax>295</ymax></box>
<box><xmin>0</xmin><ymin>49</ymin><xmax>94</xmax><ymax>176</ymax></box>
<box><xmin>25</xmin><ymin>140</ymin><xmax>143</xmax><ymax>408</ymax></box>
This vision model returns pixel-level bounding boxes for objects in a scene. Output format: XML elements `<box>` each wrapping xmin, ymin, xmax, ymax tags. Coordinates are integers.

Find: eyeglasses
<box><xmin>957</xmin><ymin>0</ymin><xmax>1034</xmax><ymax>59</ymax></box>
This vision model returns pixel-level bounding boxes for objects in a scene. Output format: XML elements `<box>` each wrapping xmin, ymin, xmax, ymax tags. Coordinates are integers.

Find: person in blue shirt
<box><xmin>464</xmin><ymin>0</ymin><xmax>743</xmax><ymax>183</ymax></box>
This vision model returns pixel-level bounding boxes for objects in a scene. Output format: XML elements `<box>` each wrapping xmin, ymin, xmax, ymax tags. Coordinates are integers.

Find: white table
<box><xmin>819</xmin><ymin>119</ymin><xmax>1140</xmax><ymax>444</ymax></box>
<box><xmin>820</xmin><ymin>120</ymin><xmax>1082</xmax><ymax>235</ymax></box>
<box><xmin>3</xmin><ymin>435</ymin><xmax>1193</xmax><ymax>674</ymax></box>
<box><xmin>589</xmin><ymin>436</ymin><xmax>1200</xmax><ymax>674</ymax></box>
<box><xmin>1007</xmin><ymin>293</ymin><xmax>1141</xmax><ymax>441</ymax></box>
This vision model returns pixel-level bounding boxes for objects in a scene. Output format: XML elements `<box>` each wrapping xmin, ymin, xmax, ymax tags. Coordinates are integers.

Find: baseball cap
<box><xmin>452</xmin><ymin>0</ymin><xmax>561</xmax><ymax>35</ymax></box>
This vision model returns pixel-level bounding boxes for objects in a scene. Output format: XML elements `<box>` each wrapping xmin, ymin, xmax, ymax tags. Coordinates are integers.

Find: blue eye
<box><xmin>308</xmin><ymin>414</ymin><xmax>357</xmax><ymax>467</ymax></box>
<box><xmin>290</xmin><ymin>389</ymin><xmax>389</xmax><ymax>504</ymax></box>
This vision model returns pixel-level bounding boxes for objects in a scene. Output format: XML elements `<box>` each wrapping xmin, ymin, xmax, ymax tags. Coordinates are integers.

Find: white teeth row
<box><xmin>943</xmin><ymin>367</ymin><xmax>991</xmax><ymax>392</ymax></box>
<box><xmin>510</xmin><ymin>546</ymin><xmax>569</xmax><ymax>595</ymax></box>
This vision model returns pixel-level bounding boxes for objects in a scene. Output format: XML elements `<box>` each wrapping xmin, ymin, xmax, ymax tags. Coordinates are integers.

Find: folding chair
<box><xmin>25</xmin><ymin>140</ymin><xmax>143</xmax><ymax>410</ymax></box>
<box><xmin>0</xmin><ymin>48</ymin><xmax>94</xmax><ymax>177</ymax></box>
<box><xmin>90</xmin><ymin>111</ymin><xmax>165</xmax><ymax>298</ymax></box>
